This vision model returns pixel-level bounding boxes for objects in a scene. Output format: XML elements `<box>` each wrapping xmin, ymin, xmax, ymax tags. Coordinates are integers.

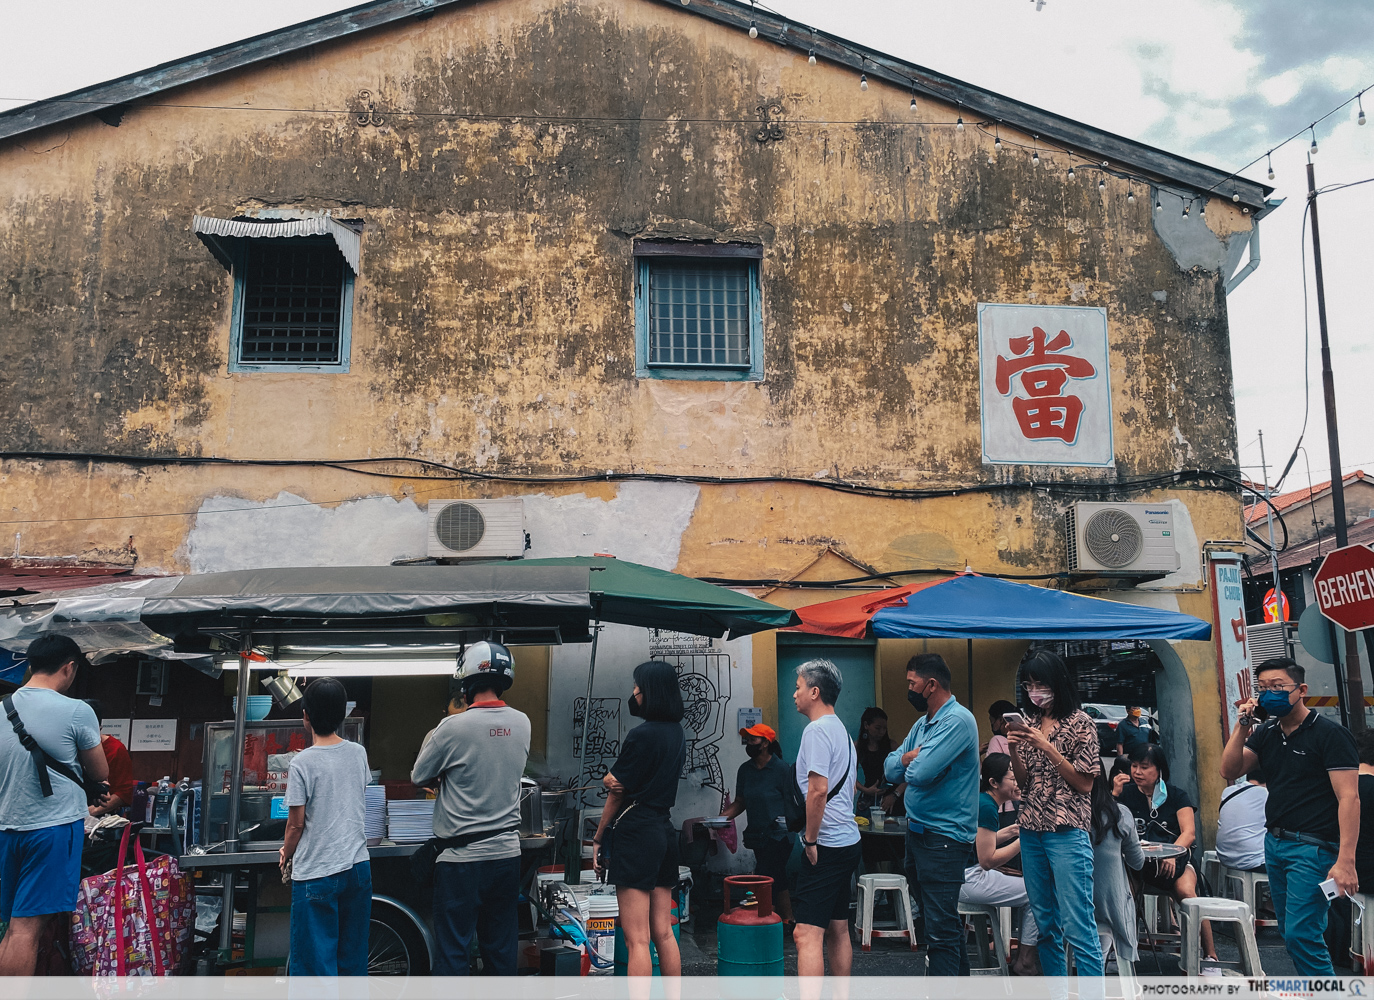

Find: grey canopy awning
<box><xmin>193</xmin><ymin>215</ymin><xmax>360</xmax><ymax>274</ymax></box>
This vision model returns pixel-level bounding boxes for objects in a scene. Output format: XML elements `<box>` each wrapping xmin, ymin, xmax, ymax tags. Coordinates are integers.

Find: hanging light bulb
<box><xmin>1182</xmin><ymin>202</ymin><xmax>1190</xmax><ymax>219</ymax></box>
<box><xmin>1155</xmin><ymin>198</ymin><xmax>1162</xmax><ymax>213</ymax></box>
<box><xmin>1127</xmin><ymin>187</ymin><xmax>1136</xmax><ymax>205</ymax></box>
<box><xmin>748</xmin><ymin>20</ymin><xmax>758</xmax><ymax>38</ymax></box>
<box><xmin>1359</xmin><ymin>95</ymin><xmax>1367</xmax><ymax>126</ymax></box>
<box><xmin>859</xmin><ymin>72</ymin><xmax>868</xmax><ymax>91</ymax></box>
<box><xmin>681</xmin><ymin>0</ymin><xmax>689</xmax><ymax>4</ymax></box>
<box><xmin>994</xmin><ymin>135</ymin><xmax>1002</xmax><ymax>151</ymax></box>
<box><xmin>808</xmin><ymin>49</ymin><xmax>816</xmax><ymax>66</ymax></box>
<box><xmin>1098</xmin><ymin>178</ymin><xmax>1106</xmax><ymax>193</ymax></box>
<box><xmin>1267</xmin><ymin>152</ymin><xmax>1274</xmax><ymax>181</ymax></box>
<box><xmin>1199</xmin><ymin>199</ymin><xmax>1206</xmax><ymax>217</ymax></box>
<box><xmin>910</xmin><ymin>96</ymin><xmax>917</xmax><ymax>111</ymax></box>
<box><xmin>1067</xmin><ymin>164</ymin><xmax>1075</xmax><ymax>181</ymax></box>
<box><xmin>1309</xmin><ymin>127</ymin><xmax>1318</xmax><ymax>155</ymax></box>
<box><xmin>1032</xmin><ymin>150</ymin><xmax>1040</xmax><ymax>167</ymax></box>
<box><xmin>956</xmin><ymin>117</ymin><xmax>964</xmax><ymax>131</ymax></box>
<box><xmin>1232</xmin><ymin>193</ymin><xmax>1240</xmax><ymax>203</ymax></box>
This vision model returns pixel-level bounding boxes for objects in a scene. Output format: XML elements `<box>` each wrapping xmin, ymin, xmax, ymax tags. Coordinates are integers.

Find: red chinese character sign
<box><xmin>978</xmin><ymin>304</ymin><xmax>1114</xmax><ymax>467</ymax></box>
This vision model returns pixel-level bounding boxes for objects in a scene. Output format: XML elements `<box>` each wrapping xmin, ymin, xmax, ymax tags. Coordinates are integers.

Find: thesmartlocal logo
<box><xmin>1245</xmin><ymin>979</ymin><xmax>1371</xmax><ymax>998</ymax></box>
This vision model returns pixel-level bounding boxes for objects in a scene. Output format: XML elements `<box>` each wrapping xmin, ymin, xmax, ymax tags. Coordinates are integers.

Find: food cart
<box><xmin>0</xmin><ymin>557</ymin><xmax>798</xmax><ymax>975</ymax></box>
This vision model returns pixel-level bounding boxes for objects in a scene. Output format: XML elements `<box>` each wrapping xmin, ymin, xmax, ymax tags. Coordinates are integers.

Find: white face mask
<box><xmin>1027</xmin><ymin>689</ymin><xmax>1053</xmax><ymax>709</ymax></box>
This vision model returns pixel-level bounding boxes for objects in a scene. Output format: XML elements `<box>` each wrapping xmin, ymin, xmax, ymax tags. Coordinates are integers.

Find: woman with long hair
<box><xmin>1007</xmin><ymin>650</ymin><xmax>1104</xmax><ymax>977</ymax></box>
<box><xmin>855</xmin><ymin>707</ymin><xmax>898</xmax><ymax>812</ymax></box>
<box><xmin>958</xmin><ymin>753</ymin><xmax>1040</xmax><ymax>975</ymax></box>
<box><xmin>592</xmin><ymin>661</ymin><xmax>687</xmax><ymax>977</ymax></box>
<box><xmin>1118</xmin><ymin>744</ymin><xmax>1216</xmax><ymax>962</ymax></box>
<box><xmin>1090</xmin><ymin>764</ymin><xmax>1145</xmax><ymax>973</ymax></box>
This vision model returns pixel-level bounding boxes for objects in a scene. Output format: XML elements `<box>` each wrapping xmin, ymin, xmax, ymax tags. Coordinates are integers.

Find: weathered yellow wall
<box><xmin>0</xmin><ymin>0</ymin><xmax>1250</xmax><ymax>835</ymax></box>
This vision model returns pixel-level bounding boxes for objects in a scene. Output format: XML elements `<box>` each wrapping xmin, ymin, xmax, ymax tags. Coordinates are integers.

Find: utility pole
<box><xmin>1307</xmin><ymin>158</ymin><xmax>1365</xmax><ymax>731</ymax></box>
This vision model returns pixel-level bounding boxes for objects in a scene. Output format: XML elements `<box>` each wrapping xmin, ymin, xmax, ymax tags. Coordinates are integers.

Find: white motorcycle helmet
<box><xmin>455</xmin><ymin>640</ymin><xmax>515</xmax><ymax>700</ymax></box>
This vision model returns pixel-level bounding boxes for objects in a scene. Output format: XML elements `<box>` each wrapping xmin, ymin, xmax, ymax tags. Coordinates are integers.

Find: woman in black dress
<box><xmin>592</xmin><ymin>661</ymin><xmax>687</xmax><ymax>977</ymax></box>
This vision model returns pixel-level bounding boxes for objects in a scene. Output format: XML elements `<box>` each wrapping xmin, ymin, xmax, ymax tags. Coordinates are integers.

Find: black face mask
<box><xmin>627</xmin><ymin>692</ymin><xmax>644</xmax><ymax>717</ymax></box>
<box><xmin>744</xmin><ymin>742</ymin><xmax>764</xmax><ymax>758</ymax></box>
<box><xmin>907</xmin><ymin>687</ymin><xmax>929</xmax><ymax>713</ymax></box>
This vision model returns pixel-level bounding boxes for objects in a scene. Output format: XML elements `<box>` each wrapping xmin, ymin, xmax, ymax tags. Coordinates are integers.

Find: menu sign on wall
<box><xmin>130</xmin><ymin>719</ymin><xmax>177</xmax><ymax>752</ymax></box>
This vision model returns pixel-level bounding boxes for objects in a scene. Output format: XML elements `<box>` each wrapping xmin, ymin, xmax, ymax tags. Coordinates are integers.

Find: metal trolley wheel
<box><xmin>368</xmin><ymin>897</ymin><xmax>433</xmax><ymax>976</ymax></box>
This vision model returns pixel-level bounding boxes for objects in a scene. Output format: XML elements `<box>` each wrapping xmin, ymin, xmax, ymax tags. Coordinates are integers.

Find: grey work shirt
<box><xmin>412</xmin><ymin>702</ymin><xmax>531</xmax><ymax>863</ymax></box>
<box><xmin>284</xmin><ymin>739</ymin><xmax>371</xmax><ymax>881</ymax></box>
<box><xmin>0</xmin><ymin>687</ymin><xmax>101</xmax><ymax>832</ymax></box>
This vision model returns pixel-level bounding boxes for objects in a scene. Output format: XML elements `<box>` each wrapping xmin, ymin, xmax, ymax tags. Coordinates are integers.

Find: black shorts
<box><xmin>792</xmin><ymin>841</ymin><xmax>861</xmax><ymax>928</ymax></box>
<box><xmin>607</xmin><ymin>805</ymin><xmax>679</xmax><ymax>892</ymax></box>
<box><xmin>748</xmin><ymin>835</ymin><xmax>794</xmax><ymax>888</ymax></box>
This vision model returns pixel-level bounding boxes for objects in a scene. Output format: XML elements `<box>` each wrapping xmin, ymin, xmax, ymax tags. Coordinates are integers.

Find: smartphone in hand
<box><xmin>1003</xmin><ymin>712</ymin><xmax>1032</xmax><ymax>732</ymax></box>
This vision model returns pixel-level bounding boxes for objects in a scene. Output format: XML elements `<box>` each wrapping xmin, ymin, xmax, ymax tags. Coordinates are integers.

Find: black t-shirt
<box><xmin>735</xmin><ymin>754</ymin><xmax>794</xmax><ymax>846</ymax></box>
<box><xmin>1245</xmin><ymin>711</ymin><xmax>1358</xmax><ymax>844</ymax></box>
<box><xmin>1357</xmin><ymin>774</ymin><xmax>1374</xmax><ymax>893</ymax></box>
<box><xmin>1119</xmin><ymin>780</ymin><xmax>1194</xmax><ymax>842</ymax></box>
<box><xmin>610</xmin><ymin>720</ymin><xmax>686</xmax><ymax>811</ymax></box>
<box><xmin>1118</xmin><ymin>719</ymin><xmax>1150</xmax><ymax>754</ymax></box>
<box><xmin>856</xmin><ymin>742</ymin><xmax>891</xmax><ymax>788</ymax></box>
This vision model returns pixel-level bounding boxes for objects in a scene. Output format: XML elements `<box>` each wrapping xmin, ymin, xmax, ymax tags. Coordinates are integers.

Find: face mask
<box><xmin>1027</xmin><ymin>689</ymin><xmax>1053</xmax><ymax>709</ymax></box>
<box><xmin>627</xmin><ymin>692</ymin><xmax>644</xmax><ymax>717</ymax></box>
<box><xmin>1257</xmin><ymin>689</ymin><xmax>1295</xmax><ymax>718</ymax></box>
<box><xmin>907</xmin><ymin>687</ymin><xmax>929</xmax><ymax>713</ymax></box>
<box><xmin>744</xmin><ymin>742</ymin><xmax>764</xmax><ymax>758</ymax></box>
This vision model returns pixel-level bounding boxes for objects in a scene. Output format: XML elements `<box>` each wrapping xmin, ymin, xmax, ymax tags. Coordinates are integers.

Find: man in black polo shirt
<box><xmin>1221</xmin><ymin>657</ymin><xmax>1359</xmax><ymax>976</ymax></box>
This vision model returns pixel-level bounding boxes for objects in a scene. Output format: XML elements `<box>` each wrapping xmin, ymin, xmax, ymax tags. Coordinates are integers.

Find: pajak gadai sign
<box><xmin>978</xmin><ymin>303</ymin><xmax>1113</xmax><ymax>467</ymax></box>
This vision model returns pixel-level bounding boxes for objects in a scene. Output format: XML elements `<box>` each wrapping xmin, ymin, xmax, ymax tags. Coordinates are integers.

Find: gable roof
<box><xmin>1245</xmin><ymin>470</ymin><xmax>1374</xmax><ymax>524</ymax></box>
<box><xmin>0</xmin><ymin>0</ymin><xmax>1273</xmax><ymax>216</ymax></box>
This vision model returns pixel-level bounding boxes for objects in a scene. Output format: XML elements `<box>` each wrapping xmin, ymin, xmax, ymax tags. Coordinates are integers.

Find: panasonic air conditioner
<box><xmin>426</xmin><ymin>498</ymin><xmax>527</xmax><ymax>559</ymax></box>
<box><xmin>1065</xmin><ymin>502</ymin><xmax>1180</xmax><ymax>574</ymax></box>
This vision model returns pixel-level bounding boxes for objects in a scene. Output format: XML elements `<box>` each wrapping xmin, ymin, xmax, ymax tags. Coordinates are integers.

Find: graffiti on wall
<box><xmin>649</xmin><ymin>629</ymin><xmax>732</xmax><ymax>795</ymax></box>
<box><xmin>573</xmin><ymin>697</ymin><xmax>621</xmax><ymax>794</ymax></box>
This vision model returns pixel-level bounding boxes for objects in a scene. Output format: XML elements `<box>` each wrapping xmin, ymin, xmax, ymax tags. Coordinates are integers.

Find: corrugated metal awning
<box><xmin>193</xmin><ymin>215</ymin><xmax>360</xmax><ymax>274</ymax></box>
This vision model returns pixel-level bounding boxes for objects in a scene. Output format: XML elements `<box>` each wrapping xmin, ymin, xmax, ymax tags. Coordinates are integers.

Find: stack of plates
<box><xmin>386</xmin><ymin>799</ymin><xmax>435</xmax><ymax>844</ymax></box>
<box><xmin>365</xmin><ymin>786</ymin><xmax>387</xmax><ymax>846</ymax></box>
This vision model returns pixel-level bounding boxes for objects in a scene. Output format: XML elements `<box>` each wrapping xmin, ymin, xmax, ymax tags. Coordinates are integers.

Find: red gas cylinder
<box><xmin>717</xmin><ymin>875</ymin><xmax>783</xmax><ymax>976</ymax></box>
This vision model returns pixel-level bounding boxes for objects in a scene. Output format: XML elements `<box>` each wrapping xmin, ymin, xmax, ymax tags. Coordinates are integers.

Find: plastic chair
<box><xmin>1201</xmin><ymin>850</ymin><xmax>1221</xmax><ymax>894</ymax></box>
<box><xmin>1179</xmin><ymin>897</ymin><xmax>1263</xmax><ymax>976</ymax></box>
<box><xmin>1350</xmin><ymin>892</ymin><xmax>1374</xmax><ymax>974</ymax></box>
<box><xmin>856</xmin><ymin>873</ymin><xmax>916</xmax><ymax>951</ymax></box>
<box><xmin>1222</xmin><ymin>864</ymin><xmax>1275</xmax><ymax>929</ymax></box>
<box><xmin>957</xmin><ymin>900</ymin><xmax>1009</xmax><ymax>974</ymax></box>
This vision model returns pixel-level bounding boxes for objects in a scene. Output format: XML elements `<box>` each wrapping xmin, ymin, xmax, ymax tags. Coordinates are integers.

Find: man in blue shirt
<box><xmin>884</xmin><ymin>654</ymin><xmax>980</xmax><ymax>976</ymax></box>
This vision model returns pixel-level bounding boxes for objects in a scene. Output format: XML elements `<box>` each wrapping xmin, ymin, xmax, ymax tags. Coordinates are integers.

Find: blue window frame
<box><xmin>227</xmin><ymin>237</ymin><xmax>354</xmax><ymax>373</ymax></box>
<box><xmin>634</xmin><ymin>243</ymin><xmax>763</xmax><ymax>381</ymax></box>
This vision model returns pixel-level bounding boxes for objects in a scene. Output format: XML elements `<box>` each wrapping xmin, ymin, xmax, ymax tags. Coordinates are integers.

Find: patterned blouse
<box><xmin>1016</xmin><ymin>709</ymin><xmax>1100</xmax><ymax>832</ymax></box>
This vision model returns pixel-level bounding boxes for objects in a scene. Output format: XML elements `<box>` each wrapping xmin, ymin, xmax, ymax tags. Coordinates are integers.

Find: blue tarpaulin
<box><xmin>866</xmin><ymin>575</ymin><xmax>1212</xmax><ymax>641</ymax></box>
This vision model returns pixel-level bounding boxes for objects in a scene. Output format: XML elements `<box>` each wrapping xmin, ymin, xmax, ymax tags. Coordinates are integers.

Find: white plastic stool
<box><xmin>1180</xmin><ymin>897</ymin><xmax>1263</xmax><ymax>976</ymax></box>
<box><xmin>1350</xmin><ymin>892</ymin><xmax>1374</xmax><ymax>974</ymax></box>
<box><xmin>856</xmin><ymin>873</ymin><xmax>916</xmax><ymax>951</ymax></box>
<box><xmin>1202</xmin><ymin>850</ymin><xmax>1221</xmax><ymax>893</ymax></box>
<box><xmin>1222</xmin><ymin>865</ymin><xmax>1275</xmax><ymax>929</ymax></box>
<box><xmin>958</xmin><ymin>901</ymin><xmax>1010</xmax><ymax>975</ymax></box>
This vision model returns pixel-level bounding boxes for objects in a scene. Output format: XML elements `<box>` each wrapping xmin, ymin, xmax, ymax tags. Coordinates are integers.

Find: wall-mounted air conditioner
<box><xmin>427</xmin><ymin>498</ymin><xmax>526</xmax><ymax>559</ymax></box>
<box><xmin>1065</xmin><ymin>502</ymin><xmax>1180</xmax><ymax>574</ymax></box>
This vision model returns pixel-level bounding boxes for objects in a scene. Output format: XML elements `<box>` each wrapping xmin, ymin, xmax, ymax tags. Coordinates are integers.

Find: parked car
<box><xmin>1083</xmin><ymin>703</ymin><xmax>1159</xmax><ymax>754</ymax></box>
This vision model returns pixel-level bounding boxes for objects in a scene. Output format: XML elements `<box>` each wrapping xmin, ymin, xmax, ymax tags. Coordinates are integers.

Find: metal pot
<box><xmin>519</xmin><ymin>778</ymin><xmax>542</xmax><ymax>837</ymax></box>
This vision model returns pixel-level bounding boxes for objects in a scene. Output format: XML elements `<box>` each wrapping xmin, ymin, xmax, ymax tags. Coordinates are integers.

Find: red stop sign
<box><xmin>1314</xmin><ymin>544</ymin><xmax>1374</xmax><ymax>632</ymax></box>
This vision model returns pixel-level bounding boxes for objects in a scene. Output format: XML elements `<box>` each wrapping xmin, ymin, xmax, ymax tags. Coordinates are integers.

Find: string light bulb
<box><xmin>859</xmin><ymin>72</ymin><xmax>868</xmax><ymax>91</ymax></box>
<box><xmin>1199</xmin><ymin>199</ymin><xmax>1206</xmax><ymax>217</ymax></box>
<box><xmin>1182</xmin><ymin>201</ymin><xmax>1190</xmax><ymax>219</ymax></box>
<box><xmin>1032</xmin><ymin>150</ymin><xmax>1039</xmax><ymax>166</ymax></box>
<box><xmin>808</xmin><ymin>49</ymin><xmax>816</xmax><ymax>66</ymax></box>
<box><xmin>1266</xmin><ymin>153</ymin><xmax>1274</xmax><ymax>180</ymax></box>
<box><xmin>1098</xmin><ymin>178</ymin><xmax>1106</xmax><ymax>193</ymax></box>
<box><xmin>1232</xmin><ymin>193</ymin><xmax>1240</xmax><ymax>203</ymax></box>
<box><xmin>994</xmin><ymin>135</ymin><xmax>1002</xmax><ymax>151</ymax></box>
<box><xmin>910</xmin><ymin>95</ymin><xmax>917</xmax><ymax>111</ymax></box>
<box><xmin>1309</xmin><ymin>127</ymin><xmax>1318</xmax><ymax>155</ymax></box>
<box><xmin>956</xmin><ymin>116</ymin><xmax>964</xmax><ymax>131</ymax></box>
<box><xmin>1067</xmin><ymin>164</ymin><xmax>1075</xmax><ymax>181</ymax></box>
<box><xmin>1359</xmin><ymin>95</ymin><xmax>1367</xmax><ymax>126</ymax></box>
<box><xmin>1127</xmin><ymin>185</ymin><xmax>1136</xmax><ymax>205</ymax></box>
<box><xmin>748</xmin><ymin>20</ymin><xmax>757</xmax><ymax>38</ymax></box>
<box><xmin>1155</xmin><ymin>198</ymin><xmax>1162</xmax><ymax>213</ymax></box>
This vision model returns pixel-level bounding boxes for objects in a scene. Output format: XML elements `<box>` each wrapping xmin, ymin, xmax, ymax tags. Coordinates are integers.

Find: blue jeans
<box><xmin>904</xmin><ymin>829</ymin><xmax>972</xmax><ymax>976</ymax></box>
<box><xmin>432</xmin><ymin>855</ymin><xmax>522</xmax><ymax>975</ymax></box>
<box><xmin>1020</xmin><ymin>828</ymin><xmax>1102</xmax><ymax>977</ymax></box>
<box><xmin>1265</xmin><ymin>832</ymin><xmax>1338</xmax><ymax>976</ymax></box>
<box><xmin>289</xmin><ymin>860</ymin><xmax>372</xmax><ymax>975</ymax></box>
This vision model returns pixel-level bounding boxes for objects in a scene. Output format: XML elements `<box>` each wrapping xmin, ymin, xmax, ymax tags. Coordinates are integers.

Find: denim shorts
<box><xmin>0</xmin><ymin>820</ymin><xmax>84</xmax><ymax>920</ymax></box>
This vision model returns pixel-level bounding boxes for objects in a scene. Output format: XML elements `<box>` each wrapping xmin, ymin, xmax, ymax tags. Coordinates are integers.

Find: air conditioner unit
<box><xmin>427</xmin><ymin>498</ymin><xmax>527</xmax><ymax>559</ymax></box>
<box><xmin>1065</xmin><ymin>502</ymin><xmax>1181</xmax><ymax>574</ymax></box>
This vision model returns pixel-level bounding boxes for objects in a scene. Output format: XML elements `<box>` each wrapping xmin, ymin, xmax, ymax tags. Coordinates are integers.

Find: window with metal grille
<box><xmin>648</xmin><ymin>263</ymin><xmax>750</xmax><ymax>367</ymax></box>
<box><xmin>237</xmin><ymin>238</ymin><xmax>346</xmax><ymax>365</ymax></box>
<box><xmin>633</xmin><ymin>245</ymin><xmax>763</xmax><ymax>381</ymax></box>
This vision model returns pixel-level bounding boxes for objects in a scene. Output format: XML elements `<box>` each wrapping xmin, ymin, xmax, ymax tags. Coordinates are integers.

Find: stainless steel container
<box><xmin>519</xmin><ymin>778</ymin><xmax>542</xmax><ymax>837</ymax></box>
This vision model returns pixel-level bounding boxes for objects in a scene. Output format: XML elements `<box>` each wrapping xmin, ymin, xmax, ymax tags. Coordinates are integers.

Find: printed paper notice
<box><xmin>131</xmin><ymin>719</ymin><xmax>177</xmax><ymax>752</ymax></box>
<box><xmin>101</xmin><ymin>718</ymin><xmax>131</xmax><ymax>744</ymax></box>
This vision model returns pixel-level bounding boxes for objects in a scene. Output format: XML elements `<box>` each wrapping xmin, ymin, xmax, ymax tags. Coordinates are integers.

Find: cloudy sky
<box><xmin>2</xmin><ymin>0</ymin><xmax>1370</xmax><ymax>493</ymax></box>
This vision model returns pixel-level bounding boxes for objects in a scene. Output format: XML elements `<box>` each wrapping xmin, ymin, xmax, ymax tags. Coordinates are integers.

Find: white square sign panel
<box><xmin>130</xmin><ymin>718</ymin><xmax>177</xmax><ymax>752</ymax></box>
<box><xmin>978</xmin><ymin>303</ymin><xmax>1113</xmax><ymax>467</ymax></box>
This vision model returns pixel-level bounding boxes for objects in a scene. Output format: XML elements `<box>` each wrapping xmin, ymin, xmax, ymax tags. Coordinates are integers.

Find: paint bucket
<box><xmin>584</xmin><ymin>894</ymin><xmax>618</xmax><ymax>974</ymax></box>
